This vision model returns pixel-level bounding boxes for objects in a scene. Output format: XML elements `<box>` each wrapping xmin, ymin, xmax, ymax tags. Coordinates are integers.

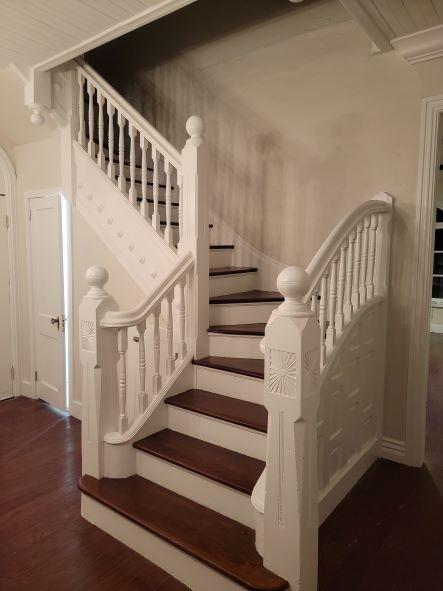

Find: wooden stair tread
<box><xmin>79</xmin><ymin>475</ymin><xmax>288</xmax><ymax>591</ymax></box>
<box><xmin>193</xmin><ymin>356</ymin><xmax>265</xmax><ymax>380</ymax></box>
<box><xmin>210</xmin><ymin>290</ymin><xmax>283</xmax><ymax>305</ymax></box>
<box><xmin>209</xmin><ymin>323</ymin><xmax>266</xmax><ymax>336</ymax></box>
<box><xmin>166</xmin><ymin>389</ymin><xmax>268</xmax><ymax>433</ymax></box>
<box><xmin>210</xmin><ymin>244</ymin><xmax>235</xmax><ymax>250</ymax></box>
<box><xmin>134</xmin><ymin>429</ymin><xmax>264</xmax><ymax>495</ymax></box>
<box><xmin>137</xmin><ymin>197</ymin><xmax>179</xmax><ymax>206</ymax></box>
<box><xmin>209</xmin><ymin>266</ymin><xmax>258</xmax><ymax>277</ymax></box>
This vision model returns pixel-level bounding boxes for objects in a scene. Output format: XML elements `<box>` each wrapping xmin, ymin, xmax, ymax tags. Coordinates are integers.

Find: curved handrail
<box><xmin>304</xmin><ymin>192</ymin><xmax>392</xmax><ymax>301</ymax></box>
<box><xmin>101</xmin><ymin>252</ymin><xmax>193</xmax><ymax>328</ymax></box>
<box><xmin>76</xmin><ymin>58</ymin><xmax>181</xmax><ymax>170</ymax></box>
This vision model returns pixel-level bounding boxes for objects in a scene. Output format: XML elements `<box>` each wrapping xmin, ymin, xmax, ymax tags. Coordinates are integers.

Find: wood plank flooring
<box><xmin>0</xmin><ymin>396</ymin><xmax>187</xmax><ymax>591</ymax></box>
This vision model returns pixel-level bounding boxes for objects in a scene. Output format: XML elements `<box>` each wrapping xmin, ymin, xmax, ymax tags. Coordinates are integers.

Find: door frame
<box><xmin>25</xmin><ymin>187</ymin><xmax>73</xmax><ymax>411</ymax></box>
<box><xmin>0</xmin><ymin>146</ymin><xmax>20</xmax><ymax>398</ymax></box>
<box><xmin>406</xmin><ymin>95</ymin><xmax>443</xmax><ymax>466</ymax></box>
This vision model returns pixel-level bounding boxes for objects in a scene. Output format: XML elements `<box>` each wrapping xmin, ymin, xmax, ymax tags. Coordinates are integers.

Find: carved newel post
<box><xmin>179</xmin><ymin>116</ymin><xmax>209</xmax><ymax>358</ymax></box>
<box><xmin>79</xmin><ymin>266</ymin><xmax>118</xmax><ymax>478</ymax></box>
<box><xmin>263</xmin><ymin>266</ymin><xmax>320</xmax><ymax>591</ymax></box>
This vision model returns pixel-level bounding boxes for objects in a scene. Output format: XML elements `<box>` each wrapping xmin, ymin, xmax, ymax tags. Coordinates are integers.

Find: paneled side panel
<box><xmin>318</xmin><ymin>303</ymin><xmax>383</xmax><ymax>496</ymax></box>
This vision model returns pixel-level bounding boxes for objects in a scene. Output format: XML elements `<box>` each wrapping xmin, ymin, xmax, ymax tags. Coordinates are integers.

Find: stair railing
<box><xmin>254</xmin><ymin>194</ymin><xmax>393</xmax><ymax>591</ymax></box>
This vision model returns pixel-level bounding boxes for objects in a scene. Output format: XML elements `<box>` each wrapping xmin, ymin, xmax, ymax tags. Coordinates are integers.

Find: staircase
<box><xmin>70</xmin><ymin>59</ymin><xmax>393</xmax><ymax>591</ymax></box>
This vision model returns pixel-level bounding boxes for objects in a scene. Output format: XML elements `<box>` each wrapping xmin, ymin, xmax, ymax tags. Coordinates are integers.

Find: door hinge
<box><xmin>35</xmin><ymin>371</ymin><xmax>38</xmax><ymax>382</ymax></box>
<box><xmin>11</xmin><ymin>366</ymin><xmax>14</xmax><ymax>381</ymax></box>
<box><xmin>28</xmin><ymin>208</ymin><xmax>31</xmax><ymax>221</ymax></box>
<box><xmin>5</xmin><ymin>214</ymin><xmax>9</xmax><ymax>230</ymax></box>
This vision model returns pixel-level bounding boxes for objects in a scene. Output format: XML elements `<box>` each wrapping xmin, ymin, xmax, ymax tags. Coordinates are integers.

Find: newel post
<box><xmin>179</xmin><ymin>116</ymin><xmax>209</xmax><ymax>358</ymax></box>
<box><xmin>263</xmin><ymin>267</ymin><xmax>320</xmax><ymax>591</ymax></box>
<box><xmin>79</xmin><ymin>266</ymin><xmax>118</xmax><ymax>478</ymax></box>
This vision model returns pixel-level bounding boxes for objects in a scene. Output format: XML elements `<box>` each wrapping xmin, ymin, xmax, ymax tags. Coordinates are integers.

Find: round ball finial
<box><xmin>29</xmin><ymin>105</ymin><xmax>45</xmax><ymax>126</ymax></box>
<box><xmin>277</xmin><ymin>266</ymin><xmax>311</xmax><ymax>307</ymax></box>
<box><xmin>186</xmin><ymin>115</ymin><xmax>204</xmax><ymax>140</ymax></box>
<box><xmin>85</xmin><ymin>265</ymin><xmax>109</xmax><ymax>298</ymax></box>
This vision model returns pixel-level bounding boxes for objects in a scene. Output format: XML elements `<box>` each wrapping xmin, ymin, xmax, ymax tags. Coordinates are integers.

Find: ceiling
<box><xmin>364</xmin><ymin>0</ymin><xmax>443</xmax><ymax>39</ymax></box>
<box><xmin>0</xmin><ymin>0</ymin><xmax>196</xmax><ymax>72</ymax></box>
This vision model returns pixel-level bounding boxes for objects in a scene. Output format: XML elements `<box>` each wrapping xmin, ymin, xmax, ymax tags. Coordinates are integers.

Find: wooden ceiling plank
<box><xmin>373</xmin><ymin>0</ymin><xmax>416</xmax><ymax>37</ymax></box>
<box><xmin>339</xmin><ymin>0</ymin><xmax>394</xmax><ymax>50</ymax></box>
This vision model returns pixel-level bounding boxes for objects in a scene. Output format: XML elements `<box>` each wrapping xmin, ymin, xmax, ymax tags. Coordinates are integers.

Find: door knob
<box><xmin>50</xmin><ymin>316</ymin><xmax>60</xmax><ymax>330</ymax></box>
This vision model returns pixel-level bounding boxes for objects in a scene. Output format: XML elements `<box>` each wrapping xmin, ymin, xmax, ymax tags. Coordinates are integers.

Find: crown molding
<box><xmin>392</xmin><ymin>24</ymin><xmax>443</xmax><ymax>65</ymax></box>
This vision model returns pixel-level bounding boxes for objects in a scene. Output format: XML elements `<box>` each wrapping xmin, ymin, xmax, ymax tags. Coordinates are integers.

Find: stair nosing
<box><xmin>210</xmin><ymin>244</ymin><xmax>235</xmax><ymax>250</ymax></box>
<box><xmin>209</xmin><ymin>290</ymin><xmax>283</xmax><ymax>305</ymax></box>
<box><xmin>193</xmin><ymin>357</ymin><xmax>264</xmax><ymax>380</ymax></box>
<box><xmin>209</xmin><ymin>267</ymin><xmax>258</xmax><ymax>277</ymax></box>
<box><xmin>208</xmin><ymin>324</ymin><xmax>266</xmax><ymax>337</ymax></box>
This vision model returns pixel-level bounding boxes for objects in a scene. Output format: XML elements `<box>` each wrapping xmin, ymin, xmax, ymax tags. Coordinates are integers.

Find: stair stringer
<box><xmin>74</xmin><ymin>141</ymin><xmax>178</xmax><ymax>294</ymax></box>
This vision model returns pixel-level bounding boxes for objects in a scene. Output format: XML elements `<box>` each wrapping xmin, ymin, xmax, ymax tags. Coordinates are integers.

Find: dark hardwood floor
<box><xmin>318</xmin><ymin>333</ymin><xmax>443</xmax><ymax>591</ymax></box>
<box><xmin>2</xmin><ymin>334</ymin><xmax>443</xmax><ymax>590</ymax></box>
<box><xmin>0</xmin><ymin>396</ymin><xmax>187</xmax><ymax>591</ymax></box>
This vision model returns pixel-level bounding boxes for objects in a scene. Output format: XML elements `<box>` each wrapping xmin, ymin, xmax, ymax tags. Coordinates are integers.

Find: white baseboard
<box><xmin>21</xmin><ymin>380</ymin><xmax>35</xmax><ymax>398</ymax></box>
<box><xmin>69</xmin><ymin>399</ymin><xmax>82</xmax><ymax>420</ymax></box>
<box><xmin>380</xmin><ymin>436</ymin><xmax>407</xmax><ymax>464</ymax></box>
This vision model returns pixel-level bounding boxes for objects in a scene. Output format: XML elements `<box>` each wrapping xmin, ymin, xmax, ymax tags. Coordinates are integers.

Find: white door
<box><xmin>0</xmin><ymin>194</ymin><xmax>13</xmax><ymax>400</ymax></box>
<box><xmin>29</xmin><ymin>195</ymin><xmax>65</xmax><ymax>410</ymax></box>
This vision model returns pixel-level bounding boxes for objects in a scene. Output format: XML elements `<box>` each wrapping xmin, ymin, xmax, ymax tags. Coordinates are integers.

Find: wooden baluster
<box><xmin>140</xmin><ymin>136</ymin><xmax>149</xmax><ymax>220</ymax></box>
<box><xmin>87</xmin><ymin>80</ymin><xmax>95</xmax><ymax>158</ymax></box>
<box><xmin>166</xmin><ymin>291</ymin><xmax>175</xmax><ymax>375</ymax></box>
<box><xmin>77</xmin><ymin>71</ymin><xmax>86</xmax><ymax>146</ymax></box>
<box><xmin>335</xmin><ymin>242</ymin><xmax>347</xmax><ymax>334</ymax></box>
<box><xmin>117</xmin><ymin>328</ymin><xmax>128</xmax><ymax>433</ymax></box>
<box><xmin>128</xmin><ymin>123</ymin><xmax>137</xmax><ymax>205</ymax></box>
<box><xmin>178</xmin><ymin>276</ymin><xmax>187</xmax><ymax>360</ymax></box>
<box><xmin>326</xmin><ymin>255</ymin><xmax>339</xmax><ymax>351</ymax></box>
<box><xmin>177</xmin><ymin>171</ymin><xmax>183</xmax><ymax>247</ymax></box>
<box><xmin>352</xmin><ymin>223</ymin><xmax>363</xmax><ymax>310</ymax></box>
<box><xmin>117</xmin><ymin>112</ymin><xmax>126</xmax><ymax>193</ymax></box>
<box><xmin>164</xmin><ymin>160</ymin><xmax>173</xmax><ymax>246</ymax></box>
<box><xmin>137</xmin><ymin>320</ymin><xmax>147</xmax><ymax>413</ymax></box>
<box><xmin>359</xmin><ymin>216</ymin><xmax>370</xmax><ymax>305</ymax></box>
<box><xmin>152</xmin><ymin>306</ymin><xmax>162</xmax><ymax>394</ymax></box>
<box><xmin>151</xmin><ymin>146</ymin><xmax>160</xmax><ymax>231</ymax></box>
<box><xmin>107</xmin><ymin>101</ymin><xmax>115</xmax><ymax>180</ymax></box>
<box><xmin>344</xmin><ymin>231</ymin><xmax>355</xmax><ymax>322</ymax></box>
<box><xmin>366</xmin><ymin>214</ymin><xmax>378</xmax><ymax>300</ymax></box>
<box><xmin>96</xmin><ymin>90</ymin><xmax>105</xmax><ymax>169</ymax></box>
<box><xmin>311</xmin><ymin>288</ymin><xmax>319</xmax><ymax>318</ymax></box>
<box><xmin>319</xmin><ymin>273</ymin><xmax>328</xmax><ymax>366</ymax></box>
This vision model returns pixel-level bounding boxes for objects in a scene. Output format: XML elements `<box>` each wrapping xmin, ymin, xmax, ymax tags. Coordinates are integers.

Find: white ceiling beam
<box><xmin>339</xmin><ymin>0</ymin><xmax>393</xmax><ymax>52</ymax></box>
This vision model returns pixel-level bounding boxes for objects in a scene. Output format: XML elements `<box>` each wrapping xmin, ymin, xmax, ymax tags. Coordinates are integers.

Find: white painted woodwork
<box><xmin>28</xmin><ymin>195</ymin><xmax>65</xmax><ymax>410</ymax></box>
<box><xmin>392</xmin><ymin>24</ymin><xmax>443</xmax><ymax>64</ymax></box>
<box><xmin>0</xmin><ymin>195</ymin><xmax>13</xmax><ymax>400</ymax></box>
<box><xmin>107</xmin><ymin>101</ymin><xmax>115</xmax><ymax>180</ymax></box>
<box><xmin>208</xmin><ymin>333</ymin><xmax>263</xmax><ymax>359</ymax></box>
<box><xmin>209</xmin><ymin>301</ymin><xmax>279</xmax><ymax>325</ymax></box>
<box><xmin>128</xmin><ymin>123</ymin><xmax>137</xmax><ymax>205</ymax></box>
<box><xmin>137</xmin><ymin>321</ymin><xmax>148</xmax><ymax>413</ymax></box>
<box><xmin>135</xmin><ymin>450</ymin><xmax>255</xmax><ymax>527</ymax></box>
<box><xmin>117</xmin><ymin>327</ymin><xmax>129</xmax><ymax>433</ymax></box>
<box><xmin>166</xmin><ymin>403</ymin><xmax>267</xmax><ymax>461</ymax></box>
<box><xmin>209</xmin><ymin>248</ymin><xmax>233</xmax><ymax>268</ymax></box>
<box><xmin>209</xmin><ymin>270</ymin><xmax>257</xmax><ymax>298</ymax></box>
<box><xmin>195</xmin><ymin>365</ymin><xmax>264</xmax><ymax>404</ymax></box>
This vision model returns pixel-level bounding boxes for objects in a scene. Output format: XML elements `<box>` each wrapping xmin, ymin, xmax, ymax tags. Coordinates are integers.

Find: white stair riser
<box><xmin>82</xmin><ymin>495</ymin><xmax>246</xmax><ymax>591</ymax></box>
<box><xmin>209</xmin><ymin>272</ymin><xmax>257</xmax><ymax>297</ymax></box>
<box><xmin>209</xmin><ymin>302</ymin><xmax>279</xmax><ymax>325</ymax></box>
<box><xmin>208</xmin><ymin>333</ymin><xmax>264</xmax><ymax>358</ymax></box>
<box><xmin>167</xmin><ymin>405</ymin><xmax>267</xmax><ymax>461</ymax></box>
<box><xmin>195</xmin><ymin>365</ymin><xmax>264</xmax><ymax>404</ymax></box>
<box><xmin>136</xmin><ymin>451</ymin><xmax>255</xmax><ymax>528</ymax></box>
<box><xmin>209</xmin><ymin>249</ymin><xmax>233</xmax><ymax>268</ymax></box>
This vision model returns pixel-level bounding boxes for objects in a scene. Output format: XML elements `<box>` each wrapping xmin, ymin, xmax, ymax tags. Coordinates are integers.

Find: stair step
<box><xmin>193</xmin><ymin>356</ymin><xmax>265</xmax><ymax>380</ymax></box>
<box><xmin>166</xmin><ymin>389</ymin><xmax>268</xmax><ymax>433</ymax></box>
<box><xmin>79</xmin><ymin>475</ymin><xmax>288</xmax><ymax>591</ymax></box>
<box><xmin>137</xmin><ymin>197</ymin><xmax>179</xmax><ymax>206</ymax></box>
<box><xmin>209</xmin><ymin>324</ymin><xmax>266</xmax><ymax>336</ymax></box>
<box><xmin>209</xmin><ymin>266</ymin><xmax>258</xmax><ymax>277</ymax></box>
<box><xmin>134</xmin><ymin>429</ymin><xmax>264</xmax><ymax>495</ymax></box>
<box><xmin>210</xmin><ymin>244</ymin><xmax>235</xmax><ymax>250</ymax></box>
<box><xmin>210</xmin><ymin>290</ymin><xmax>283</xmax><ymax>305</ymax></box>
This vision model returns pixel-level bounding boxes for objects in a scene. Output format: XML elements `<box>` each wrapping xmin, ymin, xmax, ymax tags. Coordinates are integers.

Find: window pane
<box><xmin>434</xmin><ymin>253</ymin><xmax>443</xmax><ymax>275</ymax></box>
<box><xmin>435</xmin><ymin>229</ymin><xmax>443</xmax><ymax>251</ymax></box>
<box><xmin>433</xmin><ymin>277</ymin><xmax>443</xmax><ymax>298</ymax></box>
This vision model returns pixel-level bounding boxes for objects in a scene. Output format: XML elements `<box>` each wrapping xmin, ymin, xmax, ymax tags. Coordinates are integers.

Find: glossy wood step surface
<box><xmin>208</xmin><ymin>323</ymin><xmax>266</xmax><ymax>336</ymax></box>
<box><xmin>209</xmin><ymin>266</ymin><xmax>258</xmax><ymax>277</ymax></box>
<box><xmin>134</xmin><ymin>429</ymin><xmax>264</xmax><ymax>495</ymax></box>
<box><xmin>166</xmin><ymin>389</ymin><xmax>268</xmax><ymax>433</ymax></box>
<box><xmin>79</xmin><ymin>474</ymin><xmax>288</xmax><ymax>591</ymax></box>
<box><xmin>210</xmin><ymin>290</ymin><xmax>283</xmax><ymax>305</ymax></box>
<box><xmin>210</xmin><ymin>244</ymin><xmax>235</xmax><ymax>250</ymax></box>
<box><xmin>193</xmin><ymin>356</ymin><xmax>265</xmax><ymax>380</ymax></box>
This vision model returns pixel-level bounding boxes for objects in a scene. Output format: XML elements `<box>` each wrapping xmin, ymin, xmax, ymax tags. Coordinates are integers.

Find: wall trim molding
<box><xmin>406</xmin><ymin>95</ymin><xmax>443</xmax><ymax>467</ymax></box>
<box><xmin>0</xmin><ymin>146</ymin><xmax>21</xmax><ymax>399</ymax></box>
<box><xmin>381</xmin><ymin>437</ymin><xmax>407</xmax><ymax>464</ymax></box>
<box><xmin>392</xmin><ymin>24</ymin><xmax>443</xmax><ymax>65</ymax></box>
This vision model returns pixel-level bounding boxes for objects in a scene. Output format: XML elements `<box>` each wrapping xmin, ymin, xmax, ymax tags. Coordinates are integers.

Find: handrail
<box><xmin>101</xmin><ymin>252</ymin><xmax>193</xmax><ymax>328</ymax></box>
<box><xmin>304</xmin><ymin>193</ymin><xmax>392</xmax><ymax>301</ymax></box>
<box><xmin>76</xmin><ymin>58</ymin><xmax>181</xmax><ymax>169</ymax></box>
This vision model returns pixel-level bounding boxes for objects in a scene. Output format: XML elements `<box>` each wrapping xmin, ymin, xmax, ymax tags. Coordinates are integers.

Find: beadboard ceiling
<box><xmin>367</xmin><ymin>0</ymin><xmax>443</xmax><ymax>39</ymax></box>
<box><xmin>0</xmin><ymin>0</ymin><xmax>196</xmax><ymax>72</ymax></box>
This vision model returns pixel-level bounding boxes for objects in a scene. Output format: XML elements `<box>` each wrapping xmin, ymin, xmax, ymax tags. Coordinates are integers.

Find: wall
<box><xmin>87</xmin><ymin>0</ymin><xmax>443</xmax><ymax>442</ymax></box>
